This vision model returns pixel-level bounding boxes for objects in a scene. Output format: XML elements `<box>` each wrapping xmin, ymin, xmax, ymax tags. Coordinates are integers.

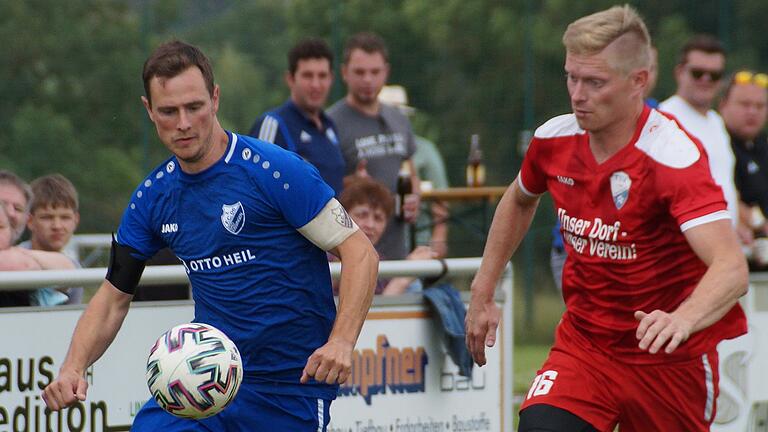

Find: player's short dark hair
<box><xmin>288</xmin><ymin>38</ymin><xmax>334</xmax><ymax>76</ymax></box>
<box><xmin>29</xmin><ymin>174</ymin><xmax>79</xmax><ymax>213</ymax></box>
<box><xmin>343</xmin><ymin>32</ymin><xmax>389</xmax><ymax>64</ymax></box>
<box><xmin>142</xmin><ymin>40</ymin><xmax>215</xmax><ymax>106</ymax></box>
<box><xmin>0</xmin><ymin>170</ymin><xmax>32</xmax><ymax>209</ymax></box>
<box><xmin>339</xmin><ymin>176</ymin><xmax>394</xmax><ymax>218</ymax></box>
<box><xmin>678</xmin><ymin>34</ymin><xmax>726</xmax><ymax>65</ymax></box>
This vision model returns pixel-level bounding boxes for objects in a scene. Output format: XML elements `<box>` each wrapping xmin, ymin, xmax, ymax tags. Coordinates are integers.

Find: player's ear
<box><xmin>141</xmin><ymin>96</ymin><xmax>155</xmax><ymax>122</ymax></box>
<box><xmin>285</xmin><ymin>71</ymin><xmax>294</xmax><ymax>88</ymax></box>
<box><xmin>633</xmin><ymin>69</ymin><xmax>649</xmax><ymax>93</ymax></box>
<box><xmin>673</xmin><ymin>63</ymin><xmax>686</xmax><ymax>84</ymax></box>
<box><xmin>340</xmin><ymin>63</ymin><xmax>350</xmax><ymax>84</ymax></box>
<box><xmin>211</xmin><ymin>84</ymin><xmax>220</xmax><ymax>114</ymax></box>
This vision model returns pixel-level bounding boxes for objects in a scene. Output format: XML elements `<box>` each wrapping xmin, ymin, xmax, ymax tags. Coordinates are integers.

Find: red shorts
<box><xmin>520</xmin><ymin>320</ymin><xmax>719</xmax><ymax>432</ymax></box>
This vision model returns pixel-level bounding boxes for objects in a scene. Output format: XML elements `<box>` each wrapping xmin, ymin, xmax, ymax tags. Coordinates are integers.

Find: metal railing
<box><xmin>0</xmin><ymin>258</ymin><xmax>484</xmax><ymax>290</ymax></box>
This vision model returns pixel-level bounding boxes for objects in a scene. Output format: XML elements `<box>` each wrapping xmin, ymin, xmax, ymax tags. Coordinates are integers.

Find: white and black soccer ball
<box><xmin>146</xmin><ymin>322</ymin><xmax>243</xmax><ymax>419</ymax></box>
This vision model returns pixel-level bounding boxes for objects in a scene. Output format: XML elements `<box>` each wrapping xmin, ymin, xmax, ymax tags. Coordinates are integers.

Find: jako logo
<box><xmin>161</xmin><ymin>223</ymin><xmax>178</xmax><ymax>234</ymax></box>
<box><xmin>557</xmin><ymin>176</ymin><xmax>574</xmax><ymax>186</ymax></box>
<box><xmin>338</xmin><ymin>334</ymin><xmax>428</xmax><ymax>405</ymax></box>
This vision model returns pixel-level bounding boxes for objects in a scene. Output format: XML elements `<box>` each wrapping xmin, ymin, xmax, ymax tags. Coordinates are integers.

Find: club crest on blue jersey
<box><xmin>610</xmin><ymin>171</ymin><xmax>631</xmax><ymax>210</ymax></box>
<box><xmin>221</xmin><ymin>201</ymin><xmax>246</xmax><ymax>235</ymax></box>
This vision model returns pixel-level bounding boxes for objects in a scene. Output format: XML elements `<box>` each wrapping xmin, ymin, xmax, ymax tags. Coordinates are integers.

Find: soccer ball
<box><xmin>146</xmin><ymin>322</ymin><xmax>243</xmax><ymax>419</ymax></box>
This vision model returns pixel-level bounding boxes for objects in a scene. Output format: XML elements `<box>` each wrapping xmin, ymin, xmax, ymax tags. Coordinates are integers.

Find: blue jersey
<box><xmin>116</xmin><ymin>132</ymin><xmax>338</xmax><ymax>399</ymax></box>
<box><xmin>249</xmin><ymin>100</ymin><xmax>346</xmax><ymax>195</ymax></box>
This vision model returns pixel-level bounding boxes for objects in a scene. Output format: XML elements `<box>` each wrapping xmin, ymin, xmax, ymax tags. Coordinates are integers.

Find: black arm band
<box><xmin>106</xmin><ymin>234</ymin><xmax>147</xmax><ymax>295</ymax></box>
<box><xmin>423</xmin><ymin>258</ymin><xmax>449</xmax><ymax>288</ymax></box>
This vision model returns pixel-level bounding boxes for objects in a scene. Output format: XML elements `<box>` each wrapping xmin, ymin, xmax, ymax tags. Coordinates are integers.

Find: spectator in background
<box><xmin>338</xmin><ymin>176</ymin><xmax>435</xmax><ymax>295</ymax></box>
<box><xmin>250</xmin><ymin>38</ymin><xmax>345</xmax><ymax>195</ymax></box>
<box><xmin>329</xmin><ymin>32</ymin><xmax>420</xmax><ymax>260</ymax></box>
<box><xmin>660</xmin><ymin>35</ymin><xmax>750</xmax><ymax>242</ymax></box>
<box><xmin>0</xmin><ymin>170</ymin><xmax>32</xmax><ymax>243</ymax></box>
<box><xmin>378</xmin><ymin>84</ymin><xmax>450</xmax><ymax>258</ymax></box>
<box><xmin>719</xmin><ymin>70</ymin><xmax>768</xmax><ymax>266</ymax></box>
<box><xmin>0</xmin><ymin>170</ymin><xmax>35</xmax><ymax>307</ymax></box>
<box><xmin>0</xmin><ymin>203</ymin><xmax>75</xmax><ymax>295</ymax></box>
<box><xmin>20</xmin><ymin>174</ymin><xmax>84</xmax><ymax>305</ymax></box>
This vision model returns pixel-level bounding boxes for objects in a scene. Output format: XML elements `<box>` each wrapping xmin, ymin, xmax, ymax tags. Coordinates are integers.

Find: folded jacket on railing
<box><xmin>423</xmin><ymin>283</ymin><xmax>474</xmax><ymax>377</ymax></box>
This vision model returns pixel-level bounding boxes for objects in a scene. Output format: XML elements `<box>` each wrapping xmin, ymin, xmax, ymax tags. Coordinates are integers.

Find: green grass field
<box><xmin>513</xmin><ymin>344</ymin><xmax>549</xmax><ymax>427</ymax></box>
<box><xmin>511</xmin><ymin>285</ymin><xmax>562</xmax><ymax>427</ymax></box>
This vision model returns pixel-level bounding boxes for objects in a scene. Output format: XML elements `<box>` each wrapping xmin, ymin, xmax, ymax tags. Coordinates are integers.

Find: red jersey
<box><xmin>520</xmin><ymin>106</ymin><xmax>747</xmax><ymax>363</ymax></box>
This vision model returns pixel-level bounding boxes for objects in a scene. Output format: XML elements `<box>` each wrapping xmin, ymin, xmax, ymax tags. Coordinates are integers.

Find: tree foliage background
<box><xmin>1</xmin><ymin>0</ymin><xmax>766</xmax><ymax>264</ymax></box>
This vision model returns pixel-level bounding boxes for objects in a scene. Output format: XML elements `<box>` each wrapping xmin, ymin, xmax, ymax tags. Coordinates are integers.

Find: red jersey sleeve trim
<box><xmin>680</xmin><ymin>210</ymin><xmax>731</xmax><ymax>232</ymax></box>
<box><xmin>516</xmin><ymin>174</ymin><xmax>542</xmax><ymax>197</ymax></box>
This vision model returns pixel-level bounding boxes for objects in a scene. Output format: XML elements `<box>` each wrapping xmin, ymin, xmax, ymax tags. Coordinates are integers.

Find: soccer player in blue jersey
<box><xmin>42</xmin><ymin>40</ymin><xmax>379</xmax><ymax>431</ymax></box>
<box><xmin>250</xmin><ymin>38</ymin><xmax>346</xmax><ymax>195</ymax></box>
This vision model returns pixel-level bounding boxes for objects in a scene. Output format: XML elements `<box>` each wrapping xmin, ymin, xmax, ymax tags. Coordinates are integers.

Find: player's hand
<box><xmin>430</xmin><ymin>240</ymin><xmax>448</xmax><ymax>259</ymax></box>
<box><xmin>403</xmin><ymin>193</ymin><xmax>420</xmax><ymax>223</ymax></box>
<box><xmin>301</xmin><ymin>338</ymin><xmax>354</xmax><ymax>385</ymax></box>
<box><xmin>406</xmin><ymin>246</ymin><xmax>436</xmax><ymax>261</ymax></box>
<box><xmin>465</xmin><ymin>296</ymin><xmax>500</xmax><ymax>366</ymax></box>
<box><xmin>634</xmin><ymin>310</ymin><xmax>692</xmax><ymax>354</ymax></box>
<box><xmin>42</xmin><ymin>368</ymin><xmax>88</xmax><ymax>411</ymax></box>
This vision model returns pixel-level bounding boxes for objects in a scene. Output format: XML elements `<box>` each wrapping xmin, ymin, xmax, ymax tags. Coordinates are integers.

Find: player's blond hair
<box><xmin>563</xmin><ymin>4</ymin><xmax>652</xmax><ymax>75</ymax></box>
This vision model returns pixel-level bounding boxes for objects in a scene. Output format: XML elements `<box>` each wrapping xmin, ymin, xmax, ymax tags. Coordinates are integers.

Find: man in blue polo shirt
<box><xmin>250</xmin><ymin>38</ymin><xmax>345</xmax><ymax>195</ymax></box>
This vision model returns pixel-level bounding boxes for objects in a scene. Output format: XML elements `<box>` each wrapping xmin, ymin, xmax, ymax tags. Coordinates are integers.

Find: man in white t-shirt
<box><xmin>660</xmin><ymin>35</ymin><xmax>749</xmax><ymax>241</ymax></box>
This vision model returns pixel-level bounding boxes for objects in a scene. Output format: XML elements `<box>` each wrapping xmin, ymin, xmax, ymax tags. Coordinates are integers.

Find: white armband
<box><xmin>298</xmin><ymin>198</ymin><xmax>359</xmax><ymax>251</ymax></box>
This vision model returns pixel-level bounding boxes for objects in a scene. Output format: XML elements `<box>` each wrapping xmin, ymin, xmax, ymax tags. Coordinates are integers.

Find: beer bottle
<box><xmin>395</xmin><ymin>161</ymin><xmax>412</xmax><ymax>220</ymax></box>
<box><xmin>466</xmin><ymin>134</ymin><xmax>486</xmax><ymax>187</ymax></box>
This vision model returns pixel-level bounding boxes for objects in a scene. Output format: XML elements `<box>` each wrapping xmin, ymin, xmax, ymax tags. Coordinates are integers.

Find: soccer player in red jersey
<box><xmin>465</xmin><ymin>5</ymin><xmax>748</xmax><ymax>432</ymax></box>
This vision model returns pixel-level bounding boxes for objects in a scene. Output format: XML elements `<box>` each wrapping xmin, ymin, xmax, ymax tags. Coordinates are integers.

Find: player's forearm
<box><xmin>430</xmin><ymin>206</ymin><xmax>448</xmax><ymax>257</ymax></box>
<box><xmin>675</xmin><ymin>255</ymin><xmax>748</xmax><ymax>333</ymax></box>
<box><xmin>382</xmin><ymin>276</ymin><xmax>414</xmax><ymax>295</ymax></box>
<box><xmin>26</xmin><ymin>249</ymin><xmax>75</xmax><ymax>270</ymax></box>
<box><xmin>331</xmin><ymin>234</ymin><xmax>378</xmax><ymax>345</ymax></box>
<box><xmin>471</xmin><ymin>181</ymin><xmax>539</xmax><ymax>301</ymax></box>
<box><xmin>408</xmin><ymin>159</ymin><xmax>421</xmax><ymax>195</ymax></box>
<box><xmin>60</xmin><ymin>281</ymin><xmax>131</xmax><ymax>375</ymax></box>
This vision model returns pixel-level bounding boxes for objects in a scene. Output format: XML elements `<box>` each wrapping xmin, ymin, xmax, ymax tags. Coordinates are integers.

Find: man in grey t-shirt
<box><xmin>328</xmin><ymin>32</ymin><xmax>420</xmax><ymax>260</ymax></box>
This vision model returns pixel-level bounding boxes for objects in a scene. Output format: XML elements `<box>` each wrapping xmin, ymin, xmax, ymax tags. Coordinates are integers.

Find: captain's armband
<box><xmin>105</xmin><ymin>235</ymin><xmax>147</xmax><ymax>295</ymax></box>
<box><xmin>298</xmin><ymin>199</ymin><xmax>359</xmax><ymax>251</ymax></box>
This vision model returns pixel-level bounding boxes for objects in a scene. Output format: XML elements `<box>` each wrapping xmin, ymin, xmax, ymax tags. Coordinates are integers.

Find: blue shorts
<box><xmin>131</xmin><ymin>385</ymin><xmax>332</xmax><ymax>432</ymax></box>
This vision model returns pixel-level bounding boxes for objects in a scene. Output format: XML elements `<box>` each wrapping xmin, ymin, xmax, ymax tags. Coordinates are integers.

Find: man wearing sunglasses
<box><xmin>720</xmin><ymin>70</ymin><xmax>768</xmax><ymax>262</ymax></box>
<box><xmin>660</xmin><ymin>35</ymin><xmax>748</xmax><ymax>243</ymax></box>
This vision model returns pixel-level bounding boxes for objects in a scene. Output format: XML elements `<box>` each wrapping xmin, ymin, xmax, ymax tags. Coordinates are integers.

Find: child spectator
<box><xmin>20</xmin><ymin>174</ymin><xmax>83</xmax><ymax>305</ymax></box>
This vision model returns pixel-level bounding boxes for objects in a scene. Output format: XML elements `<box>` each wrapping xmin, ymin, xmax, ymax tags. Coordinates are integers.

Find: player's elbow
<box><xmin>340</xmin><ymin>231</ymin><xmax>379</xmax><ymax>276</ymax></box>
<box><xmin>728</xmin><ymin>255</ymin><xmax>749</xmax><ymax>298</ymax></box>
<box><xmin>736</xmin><ymin>260</ymin><xmax>749</xmax><ymax>297</ymax></box>
<box><xmin>364</xmin><ymin>242</ymin><xmax>380</xmax><ymax>273</ymax></box>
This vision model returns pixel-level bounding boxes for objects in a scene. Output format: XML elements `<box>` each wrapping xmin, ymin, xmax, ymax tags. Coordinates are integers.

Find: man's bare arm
<box><xmin>301</xmin><ymin>230</ymin><xmax>378</xmax><ymax>384</ymax></box>
<box><xmin>467</xmin><ymin>179</ymin><xmax>540</xmax><ymax>365</ymax></box>
<box><xmin>635</xmin><ymin>219</ymin><xmax>748</xmax><ymax>353</ymax></box>
<box><xmin>43</xmin><ymin>280</ymin><xmax>132</xmax><ymax>409</ymax></box>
